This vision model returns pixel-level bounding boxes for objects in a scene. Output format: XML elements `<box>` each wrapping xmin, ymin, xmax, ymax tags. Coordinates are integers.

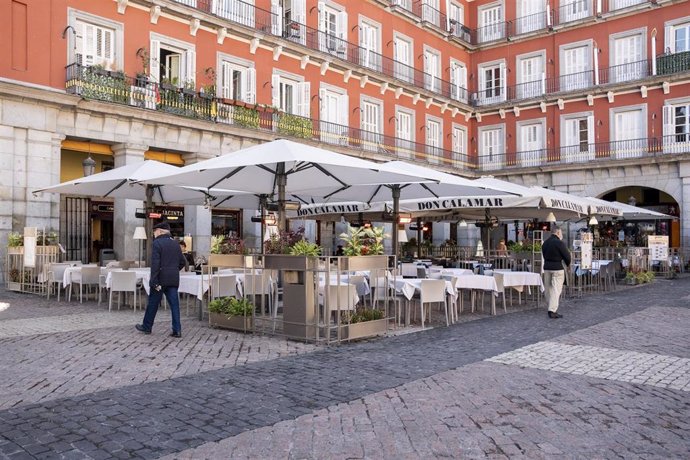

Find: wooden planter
<box><xmin>7</xmin><ymin>247</ymin><xmax>24</xmax><ymax>255</ymax></box>
<box><xmin>7</xmin><ymin>281</ymin><xmax>22</xmax><ymax>291</ymax></box>
<box><xmin>340</xmin><ymin>318</ymin><xmax>389</xmax><ymax>340</ymax></box>
<box><xmin>209</xmin><ymin>312</ymin><xmax>253</xmax><ymax>332</ymax></box>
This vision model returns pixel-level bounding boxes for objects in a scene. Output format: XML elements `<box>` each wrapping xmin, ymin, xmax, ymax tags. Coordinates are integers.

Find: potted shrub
<box><xmin>339</xmin><ymin>307</ymin><xmax>388</xmax><ymax>340</ymax></box>
<box><xmin>624</xmin><ymin>271</ymin><xmax>637</xmax><ymax>285</ymax></box>
<box><xmin>7</xmin><ymin>231</ymin><xmax>23</xmax><ymax>254</ymax></box>
<box><xmin>7</xmin><ymin>268</ymin><xmax>22</xmax><ymax>291</ymax></box>
<box><xmin>209</xmin><ymin>296</ymin><xmax>254</xmax><ymax>332</ymax></box>
<box><xmin>337</xmin><ymin>226</ymin><xmax>390</xmax><ymax>271</ymax></box>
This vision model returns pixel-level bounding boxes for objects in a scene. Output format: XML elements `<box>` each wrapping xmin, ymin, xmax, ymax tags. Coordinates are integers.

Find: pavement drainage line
<box><xmin>0</xmin><ymin>283</ymin><xmax>680</xmax><ymax>459</ymax></box>
<box><xmin>486</xmin><ymin>341</ymin><xmax>690</xmax><ymax>392</ymax></box>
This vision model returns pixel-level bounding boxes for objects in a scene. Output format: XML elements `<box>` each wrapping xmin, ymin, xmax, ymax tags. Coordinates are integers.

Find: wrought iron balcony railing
<box><xmin>65</xmin><ymin>62</ymin><xmax>690</xmax><ymax>175</ymax></box>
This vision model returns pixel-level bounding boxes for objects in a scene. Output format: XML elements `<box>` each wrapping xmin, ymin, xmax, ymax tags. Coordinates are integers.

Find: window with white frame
<box><xmin>477</xmin><ymin>61</ymin><xmax>506</xmax><ymax>105</ymax></box>
<box><xmin>611</xmin><ymin>0</ymin><xmax>646</xmax><ymax>12</ymax></box>
<box><xmin>611</xmin><ymin>105</ymin><xmax>646</xmax><ymax>158</ymax></box>
<box><xmin>665</xmin><ymin>17</ymin><xmax>690</xmax><ymax>53</ymax></box>
<box><xmin>272</xmin><ymin>72</ymin><xmax>310</xmax><ymax>116</ymax></box>
<box><xmin>393</xmin><ymin>34</ymin><xmax>414</xmax><ymax>83</ymax></box>
<box><xmin>426</xmin><ymin>117</ymin><xmax>443</xmax><ymax>163</ymax></box>
<box><xmin>360</xmin><ymin>97</ymin><xmax>383</xmax><ymax>152</ymax></box>
<box><xmin>392</xmin><ymin>0</ymin><xmax>412</xmax><ymax>12</ymax></box>
<box><xmin>422</xmin><ymin>0</ymin><xmax>441</xmax><ymax>27</ymax></box>
<box><xmin>559</xmin><ymin>41</ymin><xmax>592</xmax><ymax>91</ymax></box>
<box><xmin>452</xmin><ymin>124</ymin><xmax>467</xmax><ymax>162</ymax></box>
<box><xmin>478</xmin><ymin>125</ymin><xmax>504</xmax><ymax>170</ymax></box>
<box><xmin>450</xmin><ymin>60</ymin><xmax>467</xmax><ymax>102</ymax></box>
<box><xmin>560</xmin><ymin>0</ymin><xmax>591</xmax><ymax>23</ymax></box>
<box><xmin>610</xmin><ymin>29</ymin><xmax>646</xmax><ymax>83</ymax></box>
<box><xmin>447</xmin><ymin>1</ymin><xmax>464</xmax><ymax>33</ymax></box>
<box><xmin>318</xmin><ymin>2</ymin><xmax>348</xmax><ymax>58</ymax></box>
<box><xmin>517</xmin><ymin>51</ymin><xmax>545</xmax><ymax>99</ymax></box>
<box><xmin>396</xmin><ymin>107</ymin><xmax>415</xmax><ymax>158</ymax></box>
<box><xmin>424</xmin><ymin>48</ymin><xmax>441</xmax><ymax>92</ymax></box>
<box><xmin>281</xmin><ymin>0</ymin><xmax>307</xmax><ymax>45</ymax></box>
<box><xmin>68</xmin><ymin>10</ymin><xmax>123</xmax><ymax>69</ymax></box>
<box><xmin>214</xmin><ymin>0</ymin><xmax>255</xmax><ymax>28</ymax></box>
<box><xmin>359</xmin><ymin>18</ymin><xmax>381</xmax><ymax>72</ymax></box>
<box><xmin>220</xmin><ymin>56</ymin><xmax>256</xmax><ymax>103</ymax></box>
<box><xmin>561</xmin><ymin>112</ymin><xmax>594</xmax><ymax>162</ymax></box>
<box><xmin>517</xmin><ymin>119</ymin><xmax>545</xmax><ymax>166</ymax></box>
<box><xmin>663</xmin><ymin>99</ymin><xmax>690</xmax><ymax>153</ymax></box>
<box><xmin>149</xmin><ymin>35</ymin><xmax>196</xmax><ymax>89</ymax></box>
<box><xmin>478</xmin><ymin>2</ymin><xmax>504</xmax><ymax>43</ymax></box>
<box><xmin>319</xmin><ymin>85</ymin><xmax>349</xmax><ymax>145</ymax></box>
<box><xmin>515</xmin><ymin>0</ymin><xmax>546</xmax><ymax>34</ymax></box>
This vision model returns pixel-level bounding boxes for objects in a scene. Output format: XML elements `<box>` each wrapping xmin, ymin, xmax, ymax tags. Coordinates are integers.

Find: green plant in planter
<box><xmin>8</xmin><ymin>268</ymin><xmax>20</xmax><ymax>283</ymax></box>
<box><xmin>277</xmin><ymin>113</ymin><xmax>312</xmax><ymax>139</ymax></box>
<box><xmin>289</xmin><ymin>239</ymin><xmax>321</xmax><ymax>256</ymax></box>
<box><xmin>624</xmin><ymin>271</ymin><xmax>636</xmax><ymax>284</ymax></box>
<box><xmin>210</xmin><ymin>235</ymin><xmax>224</xmax><ymax>254</ymax></box>
<box><xmin>219</xmin><ymin>235</ymin><xmax>246</xmax><ymax>255</ymax></box>
<box><xmin>341</xmin><ymin>307</ymin><xmax>384</xmax><ymax>324</ymax></box>
<box><xmin>7</xmin><ymin>232</ymin><xmax>23</xmax><ymax>247</ymax></box>
<box><xmin>37</xmin><ymin>230</ymin><xmax>58</xmax><ymax>246</ymax></box>
<box><xmin>265</xmin><ymin>227</ymin><xmax>305</xmax><ymax>254</ymax></box>
<box><xmin>234</xmin><ymin>105</ymin><xmax>260</xmax><ymax>129</ymax></box>
<box><xmin>339</xmin><ymin>226</ymin><xmax>388</xmax><ymax>256</ymax></box>
<box><xmin>209</xmin><ymin>296</ymin><xmax>254</xmax><ymax>317</ymax></box>
<box><xmin>636</xmin><ymin>271</ymin><xmax>655</xmax><ymax>284</ymax></box>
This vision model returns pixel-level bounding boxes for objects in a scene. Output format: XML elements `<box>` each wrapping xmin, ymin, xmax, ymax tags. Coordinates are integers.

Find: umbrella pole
<box><xmin>145</xmin><ymin>185</ymin><xmax>154</xmax><ymax>267</ymax></box>
<box><xmin>259</xmin><ymin>195</ymin><xmax>268</xmax><ymax>254</ymax></box>
<box><xmin>277</xmin><ymin>162</ymin><xmax>287</xmax><ymax>232</ymax></box>
<box><xmin>392</xmin><ymin>186</ymin><xmax>400</xmax><ymax>259</ymax></box>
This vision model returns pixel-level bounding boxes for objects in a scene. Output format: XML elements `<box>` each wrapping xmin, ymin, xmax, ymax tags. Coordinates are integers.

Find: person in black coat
<box><xmin>541</xmin><ymin>226</ymin><xmax>571</xmax><ymax>319</ymax></box>
<box><xmin>136</xmin><ymin>221</ymin><xmax>186</xmax><ymax>337</ymax></box>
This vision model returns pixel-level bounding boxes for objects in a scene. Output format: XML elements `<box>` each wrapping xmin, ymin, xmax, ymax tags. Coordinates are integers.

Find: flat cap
<box><xmin>153</xmin><ymin>221</ymin><xmax>171</xmax><ymax>231</ymax></box>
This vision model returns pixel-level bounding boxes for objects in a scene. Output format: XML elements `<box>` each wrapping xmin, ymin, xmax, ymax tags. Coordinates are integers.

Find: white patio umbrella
<box><xmin>136</xmin><ymin>140</ymin><xmax>433</xmax><ymax>239</ymax></box>
<box><xmin>586</xmin><ymin>197</ymin><xmax>672</xmax><ymax>221</ymax></box>
<box><xmin>293</xmin><ymin>161</ymin><xmax>520</xmax><ymax>252</ymax></box>
<box><xmin>33</xmin><ymin>160</ymin><xmax>251</xmax><ymax>263</ymax></box>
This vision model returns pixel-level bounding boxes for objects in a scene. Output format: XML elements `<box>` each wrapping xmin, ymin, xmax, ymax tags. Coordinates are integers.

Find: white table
<box><xmin>390</xmin><ymin>278</ymin><xmax>457</xmax><ymax>326</ymax></box>
<box><xmin>319</xmin><ymin>274</ymin><xmax>371</xmax><ymax>297</ymax></box>
<box><xmin>493</xmin><ymin>271</ymin><xmax>544</xmax><ymax>310</ymax></box>
<box><xmin>441</xmin><ymin>268</ymin><xmax>473</xmax><ymax>277</ymax></box>
<box><xmin>63</xmin><ymin>265</ymin><xmax>100</xmax><ymax>287</ymax></box>
<box><xmin>452</xmin><ymin>274</ymin><xmax>500</xmax><ymax>315</ymax></box>
<box><xmin>574</xmin><ymin>260</ymin><xmax>612</xmax><ymax>276</ymax></box>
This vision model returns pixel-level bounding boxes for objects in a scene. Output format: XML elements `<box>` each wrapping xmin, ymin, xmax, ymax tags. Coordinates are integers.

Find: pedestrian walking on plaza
<box><xmin>136</xmin><ymin>221</ymin><xmax>186</xmax><ymax>337</ymax></box>
<box><xmin>541</xmin><ymin>225</ymin><xmax>571</xmax><ymax>319</ymax></box>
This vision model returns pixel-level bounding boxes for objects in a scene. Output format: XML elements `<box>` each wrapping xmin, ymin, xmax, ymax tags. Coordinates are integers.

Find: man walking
<box><xmin>541</xmin><ymin>226</ymin><xmax>571</xmax><ymax>319</ymax></box>
<box><xmin>136</xmin><ymin>221</ymin><xmax>186</xmax><ymax>337</ymax></box>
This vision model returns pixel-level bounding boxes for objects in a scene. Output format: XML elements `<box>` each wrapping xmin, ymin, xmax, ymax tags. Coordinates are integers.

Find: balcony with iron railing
<box><xmin>477</xmin><ymin>136</ymin><xmax>690</xmax><ymax>172</ymax></box>
<box><xmin>64</xmin><ymin>63</ymin><xmax>472</xmax><ymax>171</ymax></box>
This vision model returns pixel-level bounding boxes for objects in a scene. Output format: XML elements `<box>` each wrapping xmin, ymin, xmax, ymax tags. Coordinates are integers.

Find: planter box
<box><xmin>338</xmin><ymin>255</ymin><xmax>390</xmax><ymax>271</ymax></box>
<box><xmin>341</xmin><ymin>318</ymin><xmax>389</xmax><ymax>340</ymax></box>
<box><xmin>7</xmin><ymin>281</ymin><xmax>22</xmax><ymax>291</ymax></box>
<box><xmin>263</xmin><ymin>255</ymin><xmax>320</xmax><ymax>271</ymax></box>
<box><xmin>7</xmin><ymin>247</ymin><xmax>24</xmax><ymax>255</ymax></box>
<box><xmin>209</xmin><ymin>254</ymin><xmax>247</xmax><ymax>269</ymax></box>
<box><xmin>209</xmin><ymin>312</ymin><xmax>253</xmax><ymax>332</ymax></box>
<box><xmin>36</xmin><ymin>246</ymin><xmax>60</xmax><ymax>256</ymax></box>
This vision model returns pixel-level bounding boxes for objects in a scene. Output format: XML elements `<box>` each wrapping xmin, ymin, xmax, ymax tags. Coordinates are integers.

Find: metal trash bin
<box><xmin>99</xmin><ymin>248</ymin><xmax>116</xmax><ymax>266</ymax></box>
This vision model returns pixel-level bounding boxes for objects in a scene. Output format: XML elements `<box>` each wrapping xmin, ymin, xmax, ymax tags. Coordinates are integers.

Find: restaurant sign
<box><xmin>297</xmin><ymin>203</ymin><xmax>371</xmax><ymax>217</ymax></box>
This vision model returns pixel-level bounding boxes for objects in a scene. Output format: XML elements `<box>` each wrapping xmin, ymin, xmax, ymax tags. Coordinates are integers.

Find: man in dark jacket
<box><xmin>136</xmin><ymin>221</ymin><xmax>186</xmax><ymax>337</ymax></box>
<box><xmin>541</xmin><ymin>225</ymin><xmax>571</xmax><ymax>319</ymax></box>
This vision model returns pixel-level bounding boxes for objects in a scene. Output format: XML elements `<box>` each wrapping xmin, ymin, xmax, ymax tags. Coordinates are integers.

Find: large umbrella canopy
<box><xmin>137</xmin><ymin>140</ymin><xmax>433</xmax><ymax>232</ymax></box>
<box><xmin>292</xmin><ymin>161</ymin><xmax>519</xmax><ymax>253</ymax></box>
<box><xmin>587</xmin><ymin>197</ymin><xmax>672</xmax><ymax>221</ymax></box>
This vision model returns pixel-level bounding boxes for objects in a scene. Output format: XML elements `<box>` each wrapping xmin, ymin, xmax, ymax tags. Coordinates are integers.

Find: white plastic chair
<box><xmin>324</xmin><ymin>284</ymin><xmax>357</xmax><ymax>323</ymax></box>
<box><xmin>108</xmin><ymin>270</ymin><xmax>139</xmax><ymax>311</ymax></box>
<box><xmin>69</xmin><ymin>266</ymin><xmax>101</xmax><ymax>303</ymax></box>
<box><xmin>108</xmin><ymin>270</ymin><xmax>141</xmax><ymax>311</ymax></box>
<box><xmin>400</xmin><ymin>263</ymin><xmax>418</xmax><ymax>278</ymax></box>
<box><xmin>419</xmin><ymin>279</ymin><xmax>449</xmax><ymax>328</ymax></box>
<box><xmin>243</xmin><ymin>273</ymin><xmax>274</xmax><ymax>316</ymax></box>
<box><xmin>46</xmin><ymin>263</ymin><xmax>71</xmax><ymax>301</ymax></box>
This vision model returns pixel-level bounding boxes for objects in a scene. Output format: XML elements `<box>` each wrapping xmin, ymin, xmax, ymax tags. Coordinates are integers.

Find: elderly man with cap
<box><xmin>136</xmin><ymin>221</ymin><xmax>186</xmax><ymax>338</ymax></box>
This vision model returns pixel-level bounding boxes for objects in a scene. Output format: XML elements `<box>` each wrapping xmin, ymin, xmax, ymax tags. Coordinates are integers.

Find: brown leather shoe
<box><xmin>548</xmin><ymin>311</ymin><xmax>563</xmax><ymax>319</ymax></box>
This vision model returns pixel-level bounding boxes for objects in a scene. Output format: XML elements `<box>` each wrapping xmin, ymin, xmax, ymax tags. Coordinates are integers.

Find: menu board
<box><xmin>580</xmin><ymin>232</ymin><xmax>593</xmax><ymax>270</ymax></box>
<box><xmin>23</xmin><ymin>227</ymin><xmax>37</xmax><ymax>268</ymax></box>
<box><xmin>648</xmin><ymin>235</ymin><xmax>669</xmax><ymax>262</ymax></box>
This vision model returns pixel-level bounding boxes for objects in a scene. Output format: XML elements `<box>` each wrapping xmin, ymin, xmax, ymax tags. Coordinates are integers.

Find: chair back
<box><xmin>420</xmin><ymin>279</ymin><xmax>446</xmax><ymax>303</ymax></box>
<box><xmin>416</xmin><ymin>266</ymin><xmax>428</xmax><ymax>279</ymax></box>
<box><xmin>119</xmin><ymin>260</ymin><xmax>135</xmax><ymax>270</ymax></box>
<box><xmin>64</xmin><ymin>260</ymin><xmax>82</xmax><ymax>266</ymax></box>
<box><xmin>243</xmin><ymin>273</ymin><xmax>269</xmax><ymax>296</ymax></box>
<box><xmin>347</xmin><ymin>275</ymin><xmax>368</xmax><ymax>297</ymax></box>
<box><xmin>400</xmin><ymin>263</ymin><xmax>418</xmax><ymax>277</ymax></box>
<box><xmin>105</xmin><ymin>261</ymin><xmax>120</xmax><ymax>269</ymax></box>
<box><xmin>110</xmin><ymin>270</ymin><xmax>137</xmax><ymax>292</ymax></box>
<box><xmin>326</xmin><ymin>284</ymin><xmax>357</xmax><ymax>312</ymax></box>
<box><xmin>81</xmin><ymin>266</ymin><xmax>101</xmax><ymax>284</ymax></box>
<box><xmin>48</xmin><ymin>263</ymin><xmax>71</xmax><ymax>282</ymax></box>
<box><xmin>371</xmin><ymin>276</ymin><xmax>390</xmax><ymax>302</ymax></box>
<box><xmin>211</xmin><ymin>274</ymin><xmax>237</xmax><ymax>298</ymax></box>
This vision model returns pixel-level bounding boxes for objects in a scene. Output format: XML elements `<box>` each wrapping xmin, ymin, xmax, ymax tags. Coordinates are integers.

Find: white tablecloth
<box><xmin>493</xmin><ymin>271</ymin><xmax>544</xmax><ymax>294</ymax></box>
<box><xmin>574</xmin><ymin>259</ymin><xmax>612</xmax><ymax>276</ymax></box>
<box><xmin>319</xmin><ymin>274</ymin><xmax>371</xmax><ymax>297</ymax></box>
<box><xmin>105</xmin><ymin>268</ymin><xmax>151</xmax><ymax>293</ymax></box>
<box><xmin>391</xmin><ymin>278</ymin><xmax>456</xmax><ymax>301</ymax></box>
<box><xmin>441</xmin><ymin>268</ymin><xmax>474</xmax><ymax>277</ymax></box>
<box><xmin>63</xmin><ymin>265</ymin><xmax>101</xmax><ymax>287</ymax></box>
<box><xmin>453</xmin><ymin>275</ymin><xmax>499</xmax><ymax>295</ymax></box>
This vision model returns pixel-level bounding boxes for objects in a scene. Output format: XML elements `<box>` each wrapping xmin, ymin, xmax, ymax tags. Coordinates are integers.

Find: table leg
<box><xmin>198</xmin><ymin>298</ymin><xmax>203</xmax><ymax>321</ymax></box>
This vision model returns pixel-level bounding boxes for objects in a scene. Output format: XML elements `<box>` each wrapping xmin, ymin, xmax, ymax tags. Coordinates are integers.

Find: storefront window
<box><xmin>212</xmin><ymin>210</ymin><xmax>242</xmax><ymax>238</ymax></box>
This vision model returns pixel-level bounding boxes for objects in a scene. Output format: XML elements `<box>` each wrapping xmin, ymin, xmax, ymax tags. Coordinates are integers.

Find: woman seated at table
<box><xmin>179</xmin><ymin>241</ymin><xmax>195</xmax><ymax>272</ymax></box>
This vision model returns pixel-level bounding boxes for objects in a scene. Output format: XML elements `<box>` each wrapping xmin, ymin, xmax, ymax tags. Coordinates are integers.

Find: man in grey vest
<box><xmin>541</xmin><ymin>226</ymin><xmax>571</xmax><ymax>318</ymax></box>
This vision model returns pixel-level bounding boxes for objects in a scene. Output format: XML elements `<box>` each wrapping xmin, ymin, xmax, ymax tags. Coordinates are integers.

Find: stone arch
<box><xmin>585</xmin><ymin>168</ymin><xmax>682</xmax><ymax>206</ymax></box>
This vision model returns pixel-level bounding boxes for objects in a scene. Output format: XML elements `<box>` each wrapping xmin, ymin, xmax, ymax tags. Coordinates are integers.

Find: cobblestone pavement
<box><xmin>0</xmin><ymin>279</ymin><xmax>689</xmax><ymax>459</ymax></box>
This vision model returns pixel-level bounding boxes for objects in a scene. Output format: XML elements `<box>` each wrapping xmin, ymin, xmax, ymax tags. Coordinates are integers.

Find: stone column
<box><xmin>184</xmin><ymin>205</ymin><xmax>212</xmax><ymax>259</ymax></box>
<box><xmin>111</xmin><ymin>143</ymin><xmax>147</xmax><ymax>262</ymax></box>
<box><xmin>679</xmin><ymin>161</ymin><xmax>690</xmax><ymax>247</ymax></box>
